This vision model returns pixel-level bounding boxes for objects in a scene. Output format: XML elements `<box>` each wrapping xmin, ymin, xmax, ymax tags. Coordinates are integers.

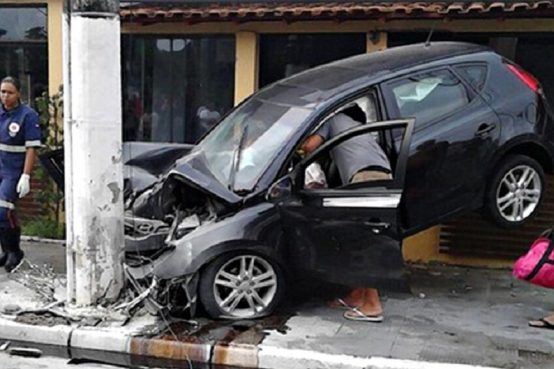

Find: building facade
<box><xmin>2</xmin><ymin>0</ymin><xmax>554</xmax><ymax>264</ymax></box>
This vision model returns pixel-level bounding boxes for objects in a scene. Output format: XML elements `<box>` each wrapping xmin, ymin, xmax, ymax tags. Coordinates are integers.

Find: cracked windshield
<box><xmin>195</xmin><ymin>96</ymin><xmax>312</xmax><ymax>192</ymax></box>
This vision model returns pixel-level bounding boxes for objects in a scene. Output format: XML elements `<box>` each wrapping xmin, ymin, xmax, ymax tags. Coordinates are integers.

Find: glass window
<box><xmin>455</xmin><ymin>64</ymin><xmax>487</xmax><ymax>92</ymax></box>
<box><xmin>0</xmin><ymin>6</ymin><xmax>47</xmax><ymax>41</ymax></box>
<box><xmin>195</xmin><ymin>98</ymin><xmax>312</xmax><ymax>192</ymax></box>
<box><xmin>259</xmin><ymin>33</ymin><xmax>366</xmax><ymax>87</ymax></box>
<box><xmin>0</xmin><ymin>6</ymin><xmax>48</xmax><ymax>105</ymax></box>
<box><xmin>122</xmin><ymin>35</ymin><xmax>235</xmax><ymax>144</ymax></box>
<box><xmin>388</xmin><ymin>70</ymin><xmax>469</xmax><ymax>125</ymax></box>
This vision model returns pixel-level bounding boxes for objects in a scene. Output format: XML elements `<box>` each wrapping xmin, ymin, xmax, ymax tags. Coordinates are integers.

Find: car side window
<box><xmin>387</xmin><ymin>69</ymin><xmax>470</xmax><ymax>126</ymax></box>
<box><xmin>454</xmin><ymin>64</ymin><xmax>487</xmax><ymax>92</ymax></box>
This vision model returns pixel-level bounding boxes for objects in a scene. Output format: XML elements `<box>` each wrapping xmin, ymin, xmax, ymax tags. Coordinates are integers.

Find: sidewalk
<box><xmin>0</xmin><ymin>239</ymin><xmax>553</xmax><ymax>369</ymax></box>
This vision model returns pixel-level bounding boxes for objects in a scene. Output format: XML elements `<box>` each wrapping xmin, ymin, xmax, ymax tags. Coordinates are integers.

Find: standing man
<box><xmin>0</xmin><ymin>77</ymin><xmax>42</xmax><ymax>272</ymax></box>
<box><xmin>301</xmin><ymin>98</ymin><xmax>392</xmax><ymax>323</ymax></box>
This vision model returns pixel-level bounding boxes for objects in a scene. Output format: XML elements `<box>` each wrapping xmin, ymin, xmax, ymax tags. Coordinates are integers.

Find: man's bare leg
<box><xmin>357</xmin><ymin>288</ymin><xmax>383</xmax><ymax>316</ymax></box>
<box><xmin>328</xmin><ymin>287</ymin><xmax>365</xmax><ymax>308</ymax></box>
<box><xmin>343</xmin><ymin>288</ymin><xmax>384</xmax><ymax>322</ymax></box>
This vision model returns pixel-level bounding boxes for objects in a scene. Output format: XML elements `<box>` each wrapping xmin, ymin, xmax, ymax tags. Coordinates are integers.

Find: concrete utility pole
<box><xmin>63</xmin><ymin>0</ymin><xmax>124</xmax><ymax>306</ymax></box>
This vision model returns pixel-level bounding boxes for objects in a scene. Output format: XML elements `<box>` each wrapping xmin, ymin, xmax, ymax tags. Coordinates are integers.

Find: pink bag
<box><xmin>513</xmin><ymin>228</ymin><xmax>554</xmax><ymax>289</ymax></box>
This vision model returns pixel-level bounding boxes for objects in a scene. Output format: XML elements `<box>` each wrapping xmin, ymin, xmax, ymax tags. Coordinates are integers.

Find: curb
<box><xmin>0</xmin><ymin>317</ymin><xmax>501</xmax><ymax>369</ymax></box>
<box><xmin>21</xmin><ymin>236</ymin><xmax>66</xmax><ymax>245</ymax></box>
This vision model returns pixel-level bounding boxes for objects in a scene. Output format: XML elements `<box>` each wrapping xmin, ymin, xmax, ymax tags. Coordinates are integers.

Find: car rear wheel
<box><xmin>485</xmin><ymin>155</ymin><xmax>544</xmax><ymax>228</ymax></box>
<box><xmin>199</xmin><ymin>252</ymin><xmax>284</xmax><ymax>319</ymax></box>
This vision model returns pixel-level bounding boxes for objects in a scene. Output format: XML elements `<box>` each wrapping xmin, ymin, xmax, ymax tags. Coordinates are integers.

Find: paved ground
<box><xmin>1</xmin><ymin>240</ymin><xmax>553</xmax><ymax>369</ymax></box>
<box><xmin>277</xmin><ymin>267</ymin><xmax>554</xmax><ymax>369</ymax></box>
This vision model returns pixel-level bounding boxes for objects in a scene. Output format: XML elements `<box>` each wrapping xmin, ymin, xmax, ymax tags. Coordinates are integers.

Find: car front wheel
<box><xmin>485</xmin><ymin>155</ymin><xmax>545</xmax><ymax>228</ymax></box>
<box><xmin>199</xmin><ymin>252</ymin><xmax>284</xmax><ymax>319</ymax></box>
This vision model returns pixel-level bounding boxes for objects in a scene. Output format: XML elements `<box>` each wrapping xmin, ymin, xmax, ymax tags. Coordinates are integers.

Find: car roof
<box><xmin>255</xmin><ymin>42</ymin><xmax>491</xmax><ymax>109</ymax></box>
<box><xmin>326</xmin><ymin>41</ymin><xmax>489</xmax><ymax>74</ymax></box>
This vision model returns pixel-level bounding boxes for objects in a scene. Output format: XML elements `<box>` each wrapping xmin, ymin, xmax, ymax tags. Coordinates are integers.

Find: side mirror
<box><xmin>267</xmin><ymin>176</ymin><xmax>293</xmax><ymax>201</ymax></box>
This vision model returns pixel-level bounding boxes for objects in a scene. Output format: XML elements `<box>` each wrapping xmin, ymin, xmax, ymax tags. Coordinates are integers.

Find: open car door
<box><xmin>274</xmin><ymin>119</ymin><xmax>414</xmax><ymax>288</ymax></box>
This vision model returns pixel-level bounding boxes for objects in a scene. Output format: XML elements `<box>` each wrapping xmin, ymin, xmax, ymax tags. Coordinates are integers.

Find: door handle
<box><xmin>475</xmin><ymin>123</ymin><xmax>496</xmax><ymax>137</ymax></box>
<box><xmin>364</xmin><ymin>221</ymin><xmax>390</xmax><ymax>234</ymax></box>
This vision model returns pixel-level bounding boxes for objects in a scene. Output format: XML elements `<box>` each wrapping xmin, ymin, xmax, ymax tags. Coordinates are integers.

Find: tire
<box><xmin>199</xmin><ymin>252</ymin><xmax>285</xmax><ymax>320</ymax></box>
<box><xmin>485</xmin><ymin>155</ymin><xmax>545</xmax><ymax>228</ymax></box>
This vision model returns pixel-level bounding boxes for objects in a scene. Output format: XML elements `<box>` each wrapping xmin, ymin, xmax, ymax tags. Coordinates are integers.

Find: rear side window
<box><xmin>386</xmin><ymin>69</ymin><xmax>470</xmax><ymax>126</ymax></box>
<box><xmin>454</xmin><ymin>64</ymin><xmax>488</xmax><ymax>92</ymax></box>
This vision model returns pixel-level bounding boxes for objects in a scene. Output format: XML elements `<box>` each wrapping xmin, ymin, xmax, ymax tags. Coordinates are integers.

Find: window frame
<box><xmin>307</xmin><ymin>88</ymin><xmax>383</xmax><ymax>139</ymax></box>
<box><xmin>294</xmin><ymin>119</ymin><xmax>414</xmax><ymax>193</ymax></box>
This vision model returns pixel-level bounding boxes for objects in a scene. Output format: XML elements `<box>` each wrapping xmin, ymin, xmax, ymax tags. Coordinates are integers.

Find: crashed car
<box><xmin>43</xmin><ymin>42</ymin><xmax>554</xmax><ymax>319</ymax></box>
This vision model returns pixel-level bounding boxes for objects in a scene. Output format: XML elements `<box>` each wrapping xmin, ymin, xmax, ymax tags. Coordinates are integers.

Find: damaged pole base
<box><xmin>63</xmin><ymin>305</ymin><xmax>130</xmax><ymax>326</ymax></box>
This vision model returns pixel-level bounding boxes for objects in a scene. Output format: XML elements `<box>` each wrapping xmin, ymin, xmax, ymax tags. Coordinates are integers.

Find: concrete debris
<box><xmin>3</xmin><ymin>257</ymin><xmax>195</xmax><ymax>333</ymax></box>
<box><xmin>8</xmin><ymin>260</ymin><xmax>59</xmax><ymax>303</ymax></box>
<box><xmin>14</xmin><ymin>312</ymin><xmax>70</xmax><ymax>327</ymax></box>
<box><xmin>14</xmin><ymin>301</ymin><xmax>75</xmax><ymax>326</ymax></box>
<box><xmin>1</xmin><ymin>304</ymin><xmax>21</xmax><ymax>314</ymax></box>
<box><xmin>3</xmin><ymin>260</ymin><xmax>144</xmax><ymax>327</ymax></box>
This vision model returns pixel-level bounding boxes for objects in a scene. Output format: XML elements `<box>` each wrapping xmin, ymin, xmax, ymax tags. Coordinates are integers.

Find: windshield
<box><xmin>195</xmin><ymin>98</ymin><xmax>312</xmax><ymax>192</ymax></box>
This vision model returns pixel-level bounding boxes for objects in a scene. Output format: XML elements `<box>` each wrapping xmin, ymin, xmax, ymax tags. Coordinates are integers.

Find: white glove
<box><xmin>16</xmin><ymin>174</ymin><xmax>30</xmax><ymax>198</ymax></box>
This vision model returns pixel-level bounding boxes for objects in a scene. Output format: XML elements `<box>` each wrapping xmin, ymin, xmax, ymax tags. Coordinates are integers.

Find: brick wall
<box><xmin>18</xmin><ymin>175</ymin><xmax>47</xmax><ymax>222</ymax></box>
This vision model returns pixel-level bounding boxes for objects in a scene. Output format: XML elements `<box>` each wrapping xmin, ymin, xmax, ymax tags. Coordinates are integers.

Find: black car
<box><xmin>43</xmin><ymin>42</ymin><xmax>554</xmax><ymax>319</ymax></box>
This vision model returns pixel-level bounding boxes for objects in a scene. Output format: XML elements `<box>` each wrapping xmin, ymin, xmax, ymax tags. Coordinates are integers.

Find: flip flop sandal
<box><xmin>343</xmin><ymin>307</ymin><xmax>383</xmax><ymax>323</ymax></box>
<box><xmin>327</xmin><ymin>298</ymin><xmax>354</xmax><ymax>310</ymax></box>
<box><xmin>529</xmin><ymin>318</ymin><xmax>554</xmax><ymax>330</ymax></box>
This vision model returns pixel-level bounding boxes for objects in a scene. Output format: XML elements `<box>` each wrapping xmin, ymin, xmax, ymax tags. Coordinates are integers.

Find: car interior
<box><xmin>300</xmin><ymin>94</ymin><xmax>400</xmax><ymax>190</ymax></box>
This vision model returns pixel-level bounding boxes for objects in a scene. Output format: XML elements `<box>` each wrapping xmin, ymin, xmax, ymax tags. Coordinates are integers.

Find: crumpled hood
<box><xmin>168</xmin><ymin>150</ymin><xmax>243</xmax><ymax>206</ymax></box>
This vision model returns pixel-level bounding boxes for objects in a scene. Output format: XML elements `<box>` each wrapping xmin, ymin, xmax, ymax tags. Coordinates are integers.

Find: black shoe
<box><xmin>2</xmin><ymin>227</ymin><xmax>22</xmax><ymax>272</ymax></box>
<box><xmin>5</xmin><ymin>249</ymin><xmax>24</xmax><ymax>273</ymax></box>
<box><xmin>0</xmin><ymin>237</ymin><xmax>7</xmax><ymax>267</ymax></box>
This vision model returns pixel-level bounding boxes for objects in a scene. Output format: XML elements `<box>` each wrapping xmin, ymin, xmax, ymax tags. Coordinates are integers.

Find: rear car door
<box><xmin>381</xmin><ymin>67</ymin><xmax>501</xmax><ymax>233</ymax></box>
<box><xmin>275</xmin><ymin>119</ymin><xmax>413</xmax><ymax>288</ymax></box>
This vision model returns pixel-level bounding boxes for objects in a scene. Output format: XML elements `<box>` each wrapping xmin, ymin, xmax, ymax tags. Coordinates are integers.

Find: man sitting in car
<box><xmin>301</xmin><ymin>97</ymin><xmax>392</xmax><ymax>323</ymax></box>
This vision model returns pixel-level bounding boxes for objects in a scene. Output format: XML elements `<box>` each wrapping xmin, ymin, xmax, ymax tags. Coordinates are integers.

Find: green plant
<box><xmin>28</xmin><ymin>86</ymin><xmax>65</xmax><ymax>239</ymax></box>
<box><xmin>22</xmin><ymin>219</ymin><xmax>65</xmax><ymax>239</ymax></box>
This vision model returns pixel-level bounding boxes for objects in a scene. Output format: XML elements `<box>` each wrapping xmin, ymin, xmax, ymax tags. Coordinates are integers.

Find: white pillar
<box><xmin>63</xmin><ymin>0</ymin><xmax>124</xmax><ymax>306</ymax></box>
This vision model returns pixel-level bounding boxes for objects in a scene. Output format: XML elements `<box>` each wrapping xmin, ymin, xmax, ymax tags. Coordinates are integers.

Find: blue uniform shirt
<box><xmin>0</xmin><ymin>104</ymin><xmax>41</xmax><ymax>178</ymax></box>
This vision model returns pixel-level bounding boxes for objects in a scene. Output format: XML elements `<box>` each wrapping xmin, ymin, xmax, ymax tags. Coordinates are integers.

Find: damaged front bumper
<box><xmin>123</xmin><ymin>262</ymin><xmax>200</xmax><ymax>318</ymax></box>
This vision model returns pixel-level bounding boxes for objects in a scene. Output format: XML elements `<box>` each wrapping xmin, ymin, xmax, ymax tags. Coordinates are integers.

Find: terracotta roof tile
<box><xmin>120</xmin><ymin>2</ymin><xmax>554</xmax><ymax>23</ymax></box>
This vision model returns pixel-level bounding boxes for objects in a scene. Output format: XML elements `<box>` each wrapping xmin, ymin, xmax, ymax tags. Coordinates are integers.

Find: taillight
<box><xmin>505</xmin><ymin>62</ymin><xmax>540</xmax><ymax>93</ymax></box>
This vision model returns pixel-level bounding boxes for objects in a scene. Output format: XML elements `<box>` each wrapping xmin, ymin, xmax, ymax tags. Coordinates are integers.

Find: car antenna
<box><xmin>425</xmin><ymin>23</ymin><xmax>436</xmax><ymax>47</ymax></box>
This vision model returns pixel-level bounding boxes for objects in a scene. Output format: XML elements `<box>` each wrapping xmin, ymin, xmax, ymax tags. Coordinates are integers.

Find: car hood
<box><xmin>169</xmin><ymin>149</ymin><xmax>243</xmax><ymax>206</ymax></box>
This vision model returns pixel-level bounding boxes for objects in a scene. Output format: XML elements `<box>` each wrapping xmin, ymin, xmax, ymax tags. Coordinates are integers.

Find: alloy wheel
<box><xmin>496</xmin><ymin>164</ymin><xmax>542</xmax><ymax>222</ymax></box>
<box><xmin>213</xmin><ymin>254</ymin><xmax>278</xmax><ymax>318</ymax></box>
